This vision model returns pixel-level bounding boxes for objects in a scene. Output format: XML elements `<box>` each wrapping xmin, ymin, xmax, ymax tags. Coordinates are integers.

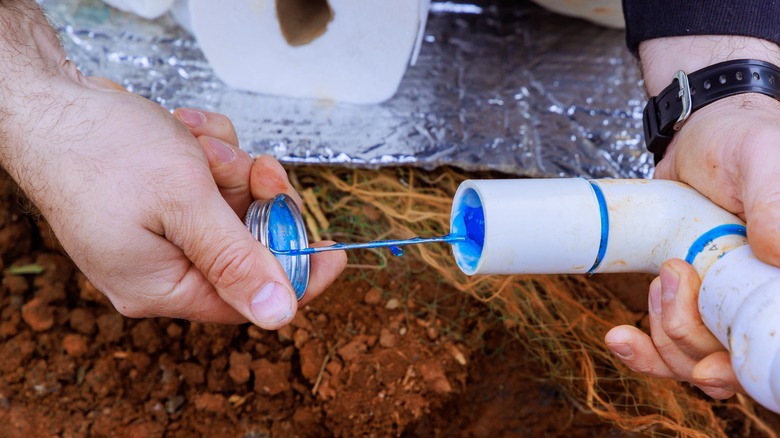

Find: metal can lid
<box><xmin>245</xmin><ymin>194</ymin><xmax>310</xmax><ymax>300</ymax></box>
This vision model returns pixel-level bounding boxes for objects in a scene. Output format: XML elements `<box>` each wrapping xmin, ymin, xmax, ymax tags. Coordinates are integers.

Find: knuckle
<box><xmin>206</xmin><ymin>242</ymin><xmax>258</xmax><ymax>291</ymax></box>
<box><xmin>650</xmin><ymin>337</ymin><xmax>680</xmax><ymax>363</ymax></box>
<box><xmin>663</xmin><ymin>319</ymin><xmax>692</xmax><ymax>343</ymax></box>
<box><xmin>625</xmin><ymin>361</ymin><xmax>662</xmax><ymax>377</ymax></box>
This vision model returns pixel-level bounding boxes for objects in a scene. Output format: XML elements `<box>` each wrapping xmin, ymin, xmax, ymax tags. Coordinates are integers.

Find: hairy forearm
<box><xmin>638</xmin><ymin>35</ymin><xmax>780</xmax><ymax>96</ymax></box>
<box><xmin>0</xmin><ymin>0</ymin><xmax>66</xmax><ymax>80</ymax></box>
<box><xmin>0</xmin><ymin>1</ymin><xmax>71</xmax><ymax>171</ymax></box>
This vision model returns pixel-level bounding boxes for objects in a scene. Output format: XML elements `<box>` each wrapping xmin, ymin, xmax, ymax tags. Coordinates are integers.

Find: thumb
<box><xmin>741</xmin><ymin>150</ymin><xmax>780</xmax><ymax>266</ymax></box>
<box><xmin>165</xmin><ymin>189</ymin><xmax>298</xmax><ymax>329</ymax></box>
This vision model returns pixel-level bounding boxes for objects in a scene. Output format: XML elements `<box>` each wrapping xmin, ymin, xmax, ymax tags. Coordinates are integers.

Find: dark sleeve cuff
<box><xmin>622</xmin><ymin>0</ymin><xmax>780</xmax><ymax>54</ymax></box>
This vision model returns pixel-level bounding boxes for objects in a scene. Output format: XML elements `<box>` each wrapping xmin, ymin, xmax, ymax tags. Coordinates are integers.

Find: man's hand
<box><xmin>606</xmin><ymin>259</ymin><xmax>743</xmax><ymax>399</ymax></box>
<box><xmin>0</xmin><ymin>2</ymin><xmax>346</xmax><ymax>329</ymax></box>
<box><xmin>607</xmin><ymin>35</ymin><xmax>780</xmax><ymax>397</ymax></box>
<box><xmin>172</xmin><ymin>106</ymin><xmax>347</xmax><ymax>309</ymax></box>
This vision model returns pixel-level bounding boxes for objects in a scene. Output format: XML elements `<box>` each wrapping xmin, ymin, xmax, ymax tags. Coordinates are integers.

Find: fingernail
<box><xmin>250</xmin><ymin>281</ymin><xmax>294</xmax><ymax>325</ymax></box>
<box><xmin>178</xmin><ymin>108</ymin><xmax>206</xmax><ymax>128</ymax></box>
<box><xmin>608</xmin><ymin>343</ymin><xmax>633</xmax><ymax>359</ymax></box>
<box><xmin>660</xmin><ymin>264</ymin><xmax>679</xmax><ymax>303</ymax></box>
<box><xmin>206</xmin><ymin>137</ymin><xmax>236</xmax><ymax>164</ymax></box>
<box><xmin>649</xmin><ymin>277</ymin><xmax>662</xmax><ymax>314</ymax></box>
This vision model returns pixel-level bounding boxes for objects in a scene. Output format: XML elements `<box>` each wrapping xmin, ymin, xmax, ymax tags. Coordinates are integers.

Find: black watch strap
<box><xmin>643</xmin><ymin>59</ymin><xmax>780</xmax><ymax>164</ymax></box>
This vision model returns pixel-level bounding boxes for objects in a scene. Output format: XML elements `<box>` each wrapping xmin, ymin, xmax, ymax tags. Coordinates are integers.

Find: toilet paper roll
<box><xmin>188</xmin><ymin>0</ymin><xmax>429</xmax><ymax>104</ymax></box>
<box><xmin>102</xmin><ymin>0</ymin><xmax>176</xmax><ymax>19</ymax></box>
<box><xmin>170</xmin><ymin>0</ymin><xmax>193</xmax><ymax>34</ymax></box>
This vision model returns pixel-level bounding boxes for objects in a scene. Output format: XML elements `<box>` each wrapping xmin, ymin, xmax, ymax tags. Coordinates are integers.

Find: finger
<box><xmin>162</xmin><ymin>184</ymin><xmax>299</xmax><ymax>330</ymax></box>
<box><xmin>692</xmin><ymin>350</ymin><xmax>744</xmax><ymax>398</ymax></box>
<box><xmin>173</xmin><ymin>108</ymin><xmax>240</xmax><ymax>146</ymax></box>
<box><xmin>740</xmin><ymin>145</ymin><xmax>780</xmax><ymax>266</ymax></box>
<box><xmin>659</xmin><ymin>259</ymin><xmax>725</xmax><ymax>357</ymax></box>
<box><xmin>647</xmin><ymin>275</ymin><xmax>700</xmax><ymax>379</ymax></box>
<box><xmin>605</xmin><ymin>324</ymin><xmax>677</xmax><ymax>379</ymax></box>
<box><xmin>651</xmin><ymin>142</ymin><xmax>677</xmax><ymax>181</ymax></box>
<box><xmin>250</xmin><ymin>155</ymin><xmax>303</xmax><ymax>207</ymax></box>
<box><xmin>696</xmin><ymin>385</ymin><xmax>736</xmax><ymax>400</ymax></box>
<box><xmin>197</xmin><ymin>136</ymin><xmax>254</xmax><ymax>216</ymax></box>
<box><xmin>297</xmin><ymin>240</ymin><xmax>347</xmax><ymax>307</ymax></box>
<box><xmin>102</xmin><ymin>230</ymin><xmax>250</xmax><ymax>325</ymax></box>
<box><xmin>148</xmin><ymin>260</ymin><xmax>249</xmax><ymax>324</ymax></box>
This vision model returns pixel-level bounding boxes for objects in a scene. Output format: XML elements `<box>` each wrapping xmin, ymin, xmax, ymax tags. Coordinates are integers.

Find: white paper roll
<box><xmin>102</xmin><ymin>0</ymin><xmax>176</xmax><ymax>19</ymax></box>
<box><xmin>530</xmin><ymin>0</ymin><xmax>624</xmax><ymax>28</ymax></box>
<box><xmin>170</xmin><ymin>0</ymin><xmax>193</xmax><ymax>34</ymax></box>
<box><xmin>188</xmin><ymin>0</ymin><xmax>428</xmax><ymax>104</ymax></box>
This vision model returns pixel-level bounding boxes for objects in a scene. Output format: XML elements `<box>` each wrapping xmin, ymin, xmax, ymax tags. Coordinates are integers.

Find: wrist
<box><xmin>0</xmin><ymin>2</ymin><xmax>67</xmax><ymax>79</ymax></box>
<box><xmin>0</xmin><ymin>2</ymin><xmax>73</xmax><ymax>168</ymax></box>
<box><xmin>639</xmin><ymin>35</ymin><xmax>780</xmax><ymax>96</ymax></box>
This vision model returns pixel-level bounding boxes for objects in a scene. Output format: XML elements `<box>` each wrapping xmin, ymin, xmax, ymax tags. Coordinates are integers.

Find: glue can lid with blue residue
<box><xmin>244</xmin><ymin>195</ymin><xmax>310</xmax><ymax>300</ymax></box>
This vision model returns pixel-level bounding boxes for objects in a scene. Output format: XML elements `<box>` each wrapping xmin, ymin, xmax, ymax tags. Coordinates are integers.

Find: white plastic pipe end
<box><xmin>450</xmin><ymin>179</ymin><xmax>602</xmax><ymax>275</ymax></box>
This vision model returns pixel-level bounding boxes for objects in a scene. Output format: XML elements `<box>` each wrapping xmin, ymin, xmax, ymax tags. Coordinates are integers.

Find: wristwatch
<box><xmin>643</xmin><ymin>59</ymin><xmax>780</xmax><ymax>164</ymax></box>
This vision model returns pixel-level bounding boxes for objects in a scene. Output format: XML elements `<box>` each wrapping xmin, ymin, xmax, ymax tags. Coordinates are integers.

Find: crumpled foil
<box><xmin>42</xmin><ymin>0</ymin><xmax>652</xmax><ymax>178</ymax></box>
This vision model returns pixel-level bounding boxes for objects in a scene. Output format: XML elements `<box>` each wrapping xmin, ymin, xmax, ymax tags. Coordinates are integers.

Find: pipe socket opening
<box><xmin>450</xmin><ymin>187</ymin><xmax>485</xmax><ymax>275</ymax></box>
<box><xmin>276</xmin><ymin>0</ymin><xmax>334</xmax><ymax>46</ymax></box>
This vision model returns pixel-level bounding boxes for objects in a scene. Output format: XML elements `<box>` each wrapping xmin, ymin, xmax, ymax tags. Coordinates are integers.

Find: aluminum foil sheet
<box><xmin>42</xmin><ymin>0</ymin><xmax>653</xmax><ymax>178</ymax></box>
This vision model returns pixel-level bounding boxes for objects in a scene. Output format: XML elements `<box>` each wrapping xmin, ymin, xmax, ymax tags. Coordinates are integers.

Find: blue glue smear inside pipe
<box><xmin>461</xmin><ymin>203</ymin><xmax>485</xmax><ymax>247</ymax></box>
<box><xmin>449</xmin><ymin>188</ymin><xmax>485</xmax><ymax>274</ymax></box>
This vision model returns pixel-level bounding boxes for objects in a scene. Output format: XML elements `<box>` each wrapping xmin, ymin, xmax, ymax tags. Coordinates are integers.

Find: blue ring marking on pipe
<box><xmin>685</xmin><ymin>224</ymin><xmax>747</xmax><ymax>265</ymax></box>
<box><xmin>588</xmin><ymin>181</ymin><xmax>609</xmax><ymax>274</ymax></box>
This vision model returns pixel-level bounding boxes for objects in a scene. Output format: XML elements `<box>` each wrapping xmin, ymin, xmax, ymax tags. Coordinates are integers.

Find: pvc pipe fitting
<box><xmin>450</xmin><ymin>178</ymin><xmax>780</xmax><ymax>413</ymax></box>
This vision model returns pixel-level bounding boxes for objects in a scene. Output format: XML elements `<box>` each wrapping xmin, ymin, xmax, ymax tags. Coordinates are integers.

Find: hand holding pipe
<box><xmin>448</xmin><ymin>178</ymin><xmax>780</xmax><ymax>413</ymax></box>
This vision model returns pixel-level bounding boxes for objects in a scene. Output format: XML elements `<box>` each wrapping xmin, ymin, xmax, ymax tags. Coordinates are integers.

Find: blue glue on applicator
<box><xmin>245</xmin><ymin>189</ymin><xmax>489</xmax><ymax>300</ymax></box>
<box><xmin>270</xmin><ymin>232</ymin><xmax>471</xmax><ymax>256</ymax></box>
<box><xmin>267</xmin><ymin>190</ymin><xmax>486</xmax><ymax>262</ymax></box>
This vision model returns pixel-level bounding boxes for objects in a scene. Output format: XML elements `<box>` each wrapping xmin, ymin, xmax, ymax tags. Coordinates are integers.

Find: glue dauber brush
<box><xmin>269</xmin><ymin>233</ymin><xmax>468</xmax><ymax>257</ymax></box>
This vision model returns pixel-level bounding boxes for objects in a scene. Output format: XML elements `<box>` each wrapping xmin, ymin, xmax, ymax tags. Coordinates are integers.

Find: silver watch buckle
<box><xmin>673</xmin><ymin>70</ymin><xmax>692</xmax><ymax>131</ymax></box>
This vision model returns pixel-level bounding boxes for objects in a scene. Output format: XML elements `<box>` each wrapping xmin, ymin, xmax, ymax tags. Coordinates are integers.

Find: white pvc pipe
<box><xmin>450</xmin><ymin>178</ymin><xmax>780</xmax><ymax>413</ymax></box>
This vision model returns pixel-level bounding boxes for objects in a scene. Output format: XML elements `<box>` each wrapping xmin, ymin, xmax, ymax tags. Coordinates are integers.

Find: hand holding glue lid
<box><xmin>0</xmin><ymin>1</ymin><xmax>347</xmax><ymax>332</ymax></box>
<box><xmin>171</xmin><ymin>107</ymin><xmax>348</xmax><ymax>326</ymax></box>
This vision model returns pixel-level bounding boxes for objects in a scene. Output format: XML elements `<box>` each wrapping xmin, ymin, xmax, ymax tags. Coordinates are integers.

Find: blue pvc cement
<box><xmin>267</xmin><ymin>196</ymin><xmax>308</xmax><ymax>300</ymax></box>
<box><xmin>450</xmin><ymin>188</ymin><xmax>485</xmax><ymax>273</ymax></box>
<box><xmin>684</xmin><ymin>224</ymin><xmax>747</xmax><ymax>265</ymax></box>
<box><xmin>587</xmin><ymin>181</ymin><xmax>609</xmax><ymax>274</ymax></box>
